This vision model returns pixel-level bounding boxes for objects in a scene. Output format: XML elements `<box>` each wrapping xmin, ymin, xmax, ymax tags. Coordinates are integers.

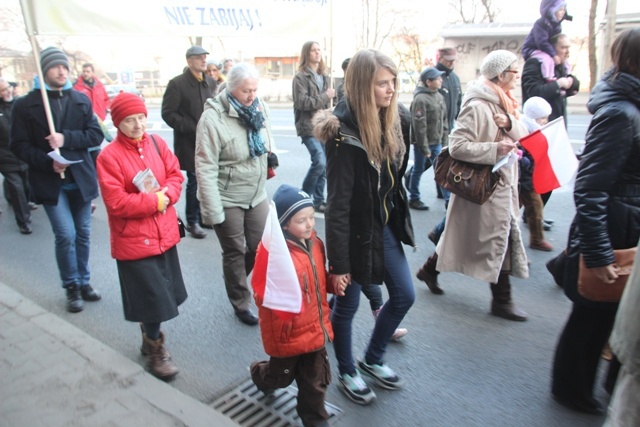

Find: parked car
<box><xmin>105</xmin><ymin>84</ymin><xmax>144</xmax><ymax>101</ymax></box>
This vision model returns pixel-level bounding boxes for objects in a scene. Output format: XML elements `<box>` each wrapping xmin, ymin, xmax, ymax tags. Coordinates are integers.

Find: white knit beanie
<box><xmin>480</xmin><ymin>50</ymin><xmax>518</xmax><ymax>79</ymax></box>
<box><xmin>523</xmin><ymin>96</ymin><xmax>552</xmax><ymax>120</ymax></box>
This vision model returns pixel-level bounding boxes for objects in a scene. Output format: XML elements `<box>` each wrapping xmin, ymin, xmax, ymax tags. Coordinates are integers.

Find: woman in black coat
<box><xmin>551</xmin><ymin>28</ymin><xmax>640</xmax><ymax>415</ymax></box>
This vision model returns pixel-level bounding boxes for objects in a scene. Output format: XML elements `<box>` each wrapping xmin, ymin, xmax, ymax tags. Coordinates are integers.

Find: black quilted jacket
<box><xmin>563</xmin><ymin>70</ymin><xmax>640</xmax><ymax>307</ymax></box>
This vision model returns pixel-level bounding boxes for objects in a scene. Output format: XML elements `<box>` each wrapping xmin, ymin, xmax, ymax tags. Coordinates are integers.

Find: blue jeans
<box><xmin>43</xmin><ymin>185</ymin><xmax>92</xmax><ymax>288</ymax></box>
<box><xmin>301</xmin><ymin>136</ymin><xmax>326</xmax><ymax>205</ymax></box>
<box><xmin>185</xmin><ymin>171</ymin><xmax>201</xmax><ymax>225</ymax></box>
<box><xmin>331</xmin><ymin>226</ymin><xmax>415</xmax><ymax>375</ymax></box>
<box><xmin>408</xmin><ymin>143</ymin><xmax>442</xmax><ymax>202</ymax></box>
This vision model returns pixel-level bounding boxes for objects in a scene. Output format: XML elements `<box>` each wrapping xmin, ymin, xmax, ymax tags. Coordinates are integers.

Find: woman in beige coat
<box><xmin>416</xmin><ymin>50</ymin><xmax>530</xmax><ymax>321</ymax></box>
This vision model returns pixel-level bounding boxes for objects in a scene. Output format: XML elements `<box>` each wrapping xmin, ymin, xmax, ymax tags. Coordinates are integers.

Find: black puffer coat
<box><xmin>313</xmin><ymin>100</ymin><xmax>414</xmax><ymax>286</ymax></box>
<box><xmin>562</xmin><ymin>70</ymin><xmax>640</xmax><ymax>308</ymax></box>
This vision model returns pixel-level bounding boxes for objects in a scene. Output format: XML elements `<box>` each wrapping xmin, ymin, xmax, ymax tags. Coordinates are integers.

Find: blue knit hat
<box><xmin>273</xmin><ymin>185</ymin><xmax>314</xmax><ymax>226</ymax></box>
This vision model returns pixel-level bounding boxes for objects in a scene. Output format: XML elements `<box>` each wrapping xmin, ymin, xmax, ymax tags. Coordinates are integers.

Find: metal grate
<box><xmin>211</xmin><ymin>378</ymin><xmax>343</xmax><ymax>427</ymax></box>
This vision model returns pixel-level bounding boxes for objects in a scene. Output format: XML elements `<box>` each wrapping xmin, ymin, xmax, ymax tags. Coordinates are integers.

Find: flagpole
<box><xmin>19</xmin><ymin>0</ymin><xmax>64</xmax><ymax>178</ymax></box>
<box><xmin>329</xmin><ymin>0</ymin><xmax>334</xmax><ymax>108</ymax></box>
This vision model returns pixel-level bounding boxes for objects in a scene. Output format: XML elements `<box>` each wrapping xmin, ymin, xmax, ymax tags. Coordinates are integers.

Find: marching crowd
<box><xmin>1</xmin><ymin>0</ymin><xmax>639</xmax><ymax>424</ymax></box>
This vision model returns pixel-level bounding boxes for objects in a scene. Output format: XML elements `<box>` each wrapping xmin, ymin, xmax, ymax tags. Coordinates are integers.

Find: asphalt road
<box><xmin>0</xmin><ymin>107</ymin><xmax>607</xmax><ymax>426</ymax></box>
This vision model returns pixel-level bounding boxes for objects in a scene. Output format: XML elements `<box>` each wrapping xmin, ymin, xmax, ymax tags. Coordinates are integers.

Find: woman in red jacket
<box><xmin>96</xmin><ymin>93</ymin><xmax>186</xmax><ymax>381</ymax></box>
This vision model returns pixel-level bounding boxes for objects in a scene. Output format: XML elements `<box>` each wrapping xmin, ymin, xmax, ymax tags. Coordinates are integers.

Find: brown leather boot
<box><xmin>139</xmin><ymin>324</ymin><xmax>168</xmax><ymax>357</ymax></box>
<box><xmin>141</xmin><ymin>331</ymin><xmax>179</xmax><ymax>381</ymax></box>
<box><xmin>416</xmin><ymin>253</ymin><xmax>444</xmax><ymax>295</ymax></box>
<box><xmin>490</xmin><ymin>273</ymin><xmax>528</xmax><ymax>321</ymax></box>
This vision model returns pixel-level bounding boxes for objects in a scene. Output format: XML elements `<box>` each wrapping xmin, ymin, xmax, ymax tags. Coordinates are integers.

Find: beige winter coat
<box><xmin>436</xmin><ymin>80</ymin><xmax>529</xmax><ymax>283</ymax></box>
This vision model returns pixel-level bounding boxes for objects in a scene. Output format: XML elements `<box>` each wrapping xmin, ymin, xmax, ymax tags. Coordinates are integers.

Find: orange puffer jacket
<box><xmin>255</xmin><ymin>232</ymin><xmax>334</xmax><ymax>358</ymax></box>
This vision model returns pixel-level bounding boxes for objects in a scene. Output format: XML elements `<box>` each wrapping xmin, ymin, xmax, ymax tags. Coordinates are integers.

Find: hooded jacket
<box><xmin>313</xmin><ymin>100</ymin><xmax>414</xmax><ymax>285</ymax></box>
<box><xmin>73</xmin><ymin>77</ymin><xmax>110</xmax><ymax>121</ymax></box>
<box><xmin>10</xmin><ymin>78</ymin><xmax>102</xmax><ymax>205</ymax></box>
<box><xmin>522</xmin><ymin>0</ymin><xmax>569</xmax><ymax>60</ymax></box>
<box><xmin>561</xmin><ymin>70</ymin><xmax>640</xmax><ymax>308</ymax></box>
<box><xmin>195</xmin><ymin>90</ymin><xmax>273</xmax><ymax>225</ymax></box>
<box><xmin>253</xmin><ymin>231</ymin><xmax>334</xmax><ymax>358</ymax></box>
<box><xmin>410</xmin><ymin>85</ymin><xmax>448</xmax><ymax>156</ymax></box>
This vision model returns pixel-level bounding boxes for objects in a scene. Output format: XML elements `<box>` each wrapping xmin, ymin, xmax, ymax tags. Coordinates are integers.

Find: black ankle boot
<box><xmin>65</xmin><ymin>284</ymin><xmax>84</xmax><ymax>313</ymax></box>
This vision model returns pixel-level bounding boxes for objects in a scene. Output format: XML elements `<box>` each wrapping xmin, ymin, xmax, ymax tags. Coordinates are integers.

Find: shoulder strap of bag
<box><xmin>149</xmin><ymin>134</ymin><xmax>164</xmax><ymax>158</ymax></box>
<box><xmin>464</xmin><ymin>97</ymin><xmax>506</xmax><ymax>142</ymax></box>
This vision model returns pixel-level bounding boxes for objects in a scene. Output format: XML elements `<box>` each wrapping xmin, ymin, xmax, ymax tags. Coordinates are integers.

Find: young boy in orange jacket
<box><xmin>251</xmin><ymin>184</ymin><xmax>344</xmax><ymax>427</ymax></box>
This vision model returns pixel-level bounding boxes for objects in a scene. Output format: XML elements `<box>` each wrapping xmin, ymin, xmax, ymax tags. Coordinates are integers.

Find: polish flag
<box><xmin>519</xmin><ymin>117</ymin><xmax>579</xmax><ymax>194</ymax></box>
<box><xmin>251</xmin><ymin>202</ymin><xmax>302</xmax><ymax>320</ymax></box>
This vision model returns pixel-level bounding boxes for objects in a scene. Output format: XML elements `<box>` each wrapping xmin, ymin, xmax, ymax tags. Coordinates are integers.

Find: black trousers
<box><xmin>552</xmin><ymin>303</ymin><xmax>616</xmax><ymax>400</ymax></box>
<box><xmin>2</xmin><ymin>170</ymin><xmax>31</xmax><ymax>227</ymax></box>
<box><xmin>251</xmin><ymin>347</ymin><xmax>331</xmax><ymax>427</ymax></box>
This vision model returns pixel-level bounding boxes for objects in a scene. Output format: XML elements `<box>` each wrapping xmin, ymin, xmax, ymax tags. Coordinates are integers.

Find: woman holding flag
<box><xmin>551</xmin><ymin>28</ymin><xmax>640</xmax><ymax>415</ymax></box>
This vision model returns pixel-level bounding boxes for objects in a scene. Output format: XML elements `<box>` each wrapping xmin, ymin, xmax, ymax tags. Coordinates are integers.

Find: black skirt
<box><xmin>116</xmin><ymin>245</ymin><xmax>187</xmax><ymax>323</ymax></box>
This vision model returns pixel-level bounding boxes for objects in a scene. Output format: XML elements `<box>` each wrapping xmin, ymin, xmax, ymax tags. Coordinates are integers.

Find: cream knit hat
<box><xmin>480</xmin><ymin>50</ymin><xmax>518</xmax><ymax>79</ymax></box>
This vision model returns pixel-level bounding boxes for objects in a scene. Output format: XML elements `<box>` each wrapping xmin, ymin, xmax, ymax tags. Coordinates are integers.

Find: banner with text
<box><xmin>26</xmin><ymin>0</ymin><xmax>330</xmax><ymax>37</ymax></box>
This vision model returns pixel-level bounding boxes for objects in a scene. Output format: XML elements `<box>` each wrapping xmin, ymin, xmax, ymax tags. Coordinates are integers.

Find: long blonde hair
<box><xmin>344</xmin><ymin>49</ymin><xmax>403</xmax><ymax>166</ymax></box>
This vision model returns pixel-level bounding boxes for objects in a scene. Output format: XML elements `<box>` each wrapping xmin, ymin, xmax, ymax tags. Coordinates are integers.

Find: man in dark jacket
<box><xmin>435</xmin><ymin>47</ymin><xmax>462</xmax><ymax>133</ymax></box>
<box><xmin>292</xmin><ymin>41</ymin><xmax>335</xmax><ymax>213</ymax></box>
<box><xmin>161</xmin><ymin>46</ymin><xmax>217</xmax><ymax>238</ymax></box>
<box><xmin>10</xmin><ymin>47</ymin><xmax>103</xmax><ymax>313</ymax></box>
<box><xmin>0</xmin><ymin>78</ymin><xmax>32</xmax><ymax>234</ymax></box>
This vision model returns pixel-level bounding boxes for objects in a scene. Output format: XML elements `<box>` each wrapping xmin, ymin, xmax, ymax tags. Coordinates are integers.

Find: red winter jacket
<box><xmin>254</xmin><ymin>232</ymin><xmax>335</xmax><ymax>358</ymax></box>
<box><xmin>97</xmin><ymin>132</ymin><xmax>184</xmax><ymax>261</ymax></box>
<box><xmin>73</xmin><ymin>78</ymin><xmax>110</xmax><ymax>120</ymax></box>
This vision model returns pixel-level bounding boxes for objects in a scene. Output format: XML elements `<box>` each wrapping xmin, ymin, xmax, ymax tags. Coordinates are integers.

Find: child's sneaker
<box><xmin>357</xmin><ymin>359</ymin><xmax>404</xmax><ymax>390</ymax></box>
<box><xmin>338</xmin><ymin>371</ymin><xmax>376</xmax><ymax>405</ymax></box>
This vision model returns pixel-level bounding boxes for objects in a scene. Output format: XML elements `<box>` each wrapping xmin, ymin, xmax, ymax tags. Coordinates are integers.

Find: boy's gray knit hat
<box><xmin>273</xmin><ymin>185</ymin><xmax>314</xmax><ymax>226</ymax></box>
<box><xmin>40</xmin><ymin>47</ymin><xmax>69</xmax><ymax>75</ymax></box>
<box><xmin>480</xmin><ymin>50</ymin><xmax>517</xmax><ymax>79</ymax></box>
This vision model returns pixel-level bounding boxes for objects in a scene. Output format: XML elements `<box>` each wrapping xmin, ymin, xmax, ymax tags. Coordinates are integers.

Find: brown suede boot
<box><xmin>490</xmin><ymin>273</ymin><xmax>528</xmax><ymax>321</ymax></box>
<box><xmin>416</xmin><ymin>253</ymin><xmax>444</xmax><ymax>295</ymax></box>
<box><xmin>141</xmin><ymin>331</ymin><xmax>179</xmax><ymax>381</ymax></box>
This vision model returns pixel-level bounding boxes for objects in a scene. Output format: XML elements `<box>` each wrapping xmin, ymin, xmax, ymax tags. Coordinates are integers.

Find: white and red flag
<box><xmin>251</xmin><ymin>202</ymin><xmax>302</xmax><ymax>320</ymax></box>
<box><xmin>519</xmin><ymin>117</ymin><xmax>579</xmax><ymax>194</ymax></box>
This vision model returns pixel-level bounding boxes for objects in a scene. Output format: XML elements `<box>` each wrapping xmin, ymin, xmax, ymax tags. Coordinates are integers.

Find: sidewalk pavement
<box><xmin>0</xmin><ymin>282</ymin><xmax>237</xmax><ymax>427</ymax></box>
